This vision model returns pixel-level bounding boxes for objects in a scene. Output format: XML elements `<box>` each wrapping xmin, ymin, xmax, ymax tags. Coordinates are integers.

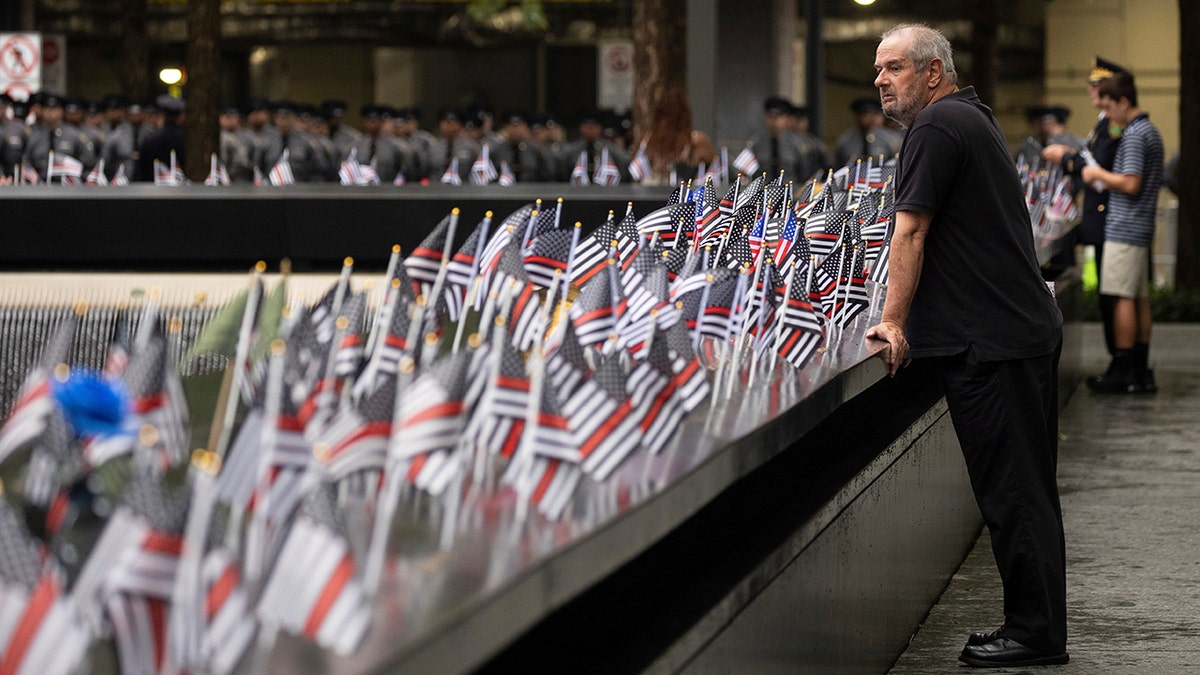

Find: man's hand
<box><xmin>866</xmin><ymin>319</ymin><xmax>909</xmax><ymax>377</ymax></box>
<box><xmin>1041</xmin><ymin>144</ymin><xmax>1071</xmax><ymax>165</ymax></box>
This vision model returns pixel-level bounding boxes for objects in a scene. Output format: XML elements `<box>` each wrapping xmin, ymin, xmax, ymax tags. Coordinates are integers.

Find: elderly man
<box><xmin>866</xmin><ymin>24</ymin><xmax>1068</xmax><ymax>668</ymax></box>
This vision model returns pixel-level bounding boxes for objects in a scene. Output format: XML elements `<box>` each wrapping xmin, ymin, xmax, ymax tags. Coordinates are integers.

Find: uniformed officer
<box><xmin>428</xmin><ymin>107</ymin><xmax>481</xmax><ymax>183</ymax></box>
<box><xmin>100</xmin><ymin>94</ymin><xmax>127</xmax><ymax>133</ymax></box>
<box><xmin>242</xmin><ymin>97</ymin><xmax>278</xmax><ymax>179</ymax></box>
<box><xmin>1</xmin><ymin>94</ymin><xmax>27</xmax><ymax>179</ymax></box>
<box><xmin>101</xmin><ymin>98</ymin><xmax>154</xmax><ymax>181</ymax></box>
<box><xmin>787</xmin><ymin>103</ymin><xmax>832</xmax><ymax>181</ymax></box>
<box><xmin>352</xmin><ymin>104</ymin><xmax>415</xmax><ymax>184</ymax></box>
<box><xmin>320</xmin><ymin>99</ymin><xmax>361</xmax><ymax>163</ymax></box>
<box><xmin>558</xmin><ymin>108</ymin><xmax>630</xmax><ymax>182</ymax></box>
<box><xmin>531</xmin><ymin>112</ymin><xmax>566</xmax><ymax>180</ymax></box>
<box><xmin>390</xmin><ymin>107</ymin><xmax>435</xmax><ymax>181</ymax></box>
<box><xmin>833</xmin><ymin>97</ymin><xmax>904</xmax><ymax>169</ymax></box>
<box><xmin>24</xmin><ymin>92</ymin><xmax>96</xmax><ymax>181</ymax></box>
<box><xmin>745</xmin><ymin>96</ymin><xmax>815</xmax><ymax>184</ymax></box>
<box><xmin>1015</xmin><ymin>105</ymin><xmax>1084</xmax><ymax>166</ymax></box>
<box><xmin>218</xmin><ymin>103</ymin><xmax>252</xmax><ymax>182</ymax></box>
<box><xmin>257</xmin><ymin>101</ymin><xmax>322</xmax><ymax>182</ymax></box>
<box><xmin>81</xmin><ymin>99</ymin><xmax>110</xmax><ymax>151</ymax></box>
<box><xmin>490</xmin><ymin>109</ymin><xmax>553</xmax><ymax>182</ymax></box>
<box><xmin>136</xmin><ymin>95</ymin><xmax>186</xmax><ymax>182</ymax></box>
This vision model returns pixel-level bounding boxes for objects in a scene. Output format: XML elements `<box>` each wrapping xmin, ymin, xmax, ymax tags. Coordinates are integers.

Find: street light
<box><xmin>854</xmin><ymin>0</ymin><xmax>877</xmax><ymax>5</ymax></box>
<box><xmin>159</xmin><ymin>68</ymin><xmax>184</xmax><ymax>85</ymax></box>
<box><xmin>159</xmin><ymin>68</ymin><xmax>186</xmax><ymax>98</ymax></box>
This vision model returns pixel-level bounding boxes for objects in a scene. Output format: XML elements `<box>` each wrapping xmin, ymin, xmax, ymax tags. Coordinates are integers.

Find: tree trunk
<box><xmin>1178</xmin><ymin>0</ymin><xmax>1199</xmax><ymax>290</ymax></box>
<box><xmin>631</xmin><ymin>0</ymin><xmax>687</xmax><ymax>142</ymax></box>
<box><xmin>968</xmin><ymin>0</ymin><xmax>999</xmax><ymax>107</ymax></box>
<box><xmin>185</xmin><ymin>0</ymin><xmax>221</xmax><ymax>182</ymax></box>
<box><xmin>119</xmin><ymin>0</ymin><xmax>148</xmax><ymax>100</ymax></box>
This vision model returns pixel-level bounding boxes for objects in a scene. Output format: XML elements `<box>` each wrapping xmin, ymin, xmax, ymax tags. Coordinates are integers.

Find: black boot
<box><xmin>1088</xmin><ymin>350</ymin><xmax>1137</xmax><ymax>393</ymax></box>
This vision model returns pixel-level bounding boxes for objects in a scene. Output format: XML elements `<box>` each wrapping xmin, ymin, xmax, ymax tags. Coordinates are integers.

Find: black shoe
<box><xmin>958</xmin><ymin>637</ymin><xmax>1069</xmax><ymax>668</ymax></box>
<box><xmin>1134</xmin><ymin>367</ymin><xmax>1158</xmax><ymax>394</ymax></box>
<box><xmin>1087</xmin><ymin>373</ymin><xmax>1137</xmax><ymax>393</ymax></box>
<box><xmin>967</xmin><ymin>628</ymin><xmax>1003</xmax><ymax>646</ymax></box>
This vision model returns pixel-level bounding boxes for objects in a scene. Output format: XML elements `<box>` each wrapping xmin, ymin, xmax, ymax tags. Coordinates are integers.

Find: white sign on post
<box><xmin>0</xmin><ymin>32</ymin><xmax>42</xmax><ymax>101</ymax></box>
<box><xmin>40</xmin><ymin>34</ymin><xmax>66</xmax><ymax>95</ymax></box>
<box><xmin>597</xmin><ymin>40</ymin><xmax>634</xmax><ymax>113</ymax></box>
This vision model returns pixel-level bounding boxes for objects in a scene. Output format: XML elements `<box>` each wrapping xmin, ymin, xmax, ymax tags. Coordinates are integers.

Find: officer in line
<box><xmin>531</xmin><ymin>112</ymin><xmax>565</xmax><ymax>180</ymax></box>
<box><xmin>320</xmin><ymin>99</ymin><xmax>361</xmax><ymax>162</ymax></box>
<box><xmin>218</xmin><ymin>103</ymin><xmax>253</xmax><ymax>183</ymax></box>
<box><xmin>786</xmin><ymin>103</ymin><xmax>831</xmax><ymax>182</ymax></box>
<box><xmin>428</xmin><ymin>107</ymin><xmax>481</xmax><ymax>183</ymax></box>
<box><xmin>833</xmin><ymin>96</ymin><xmax>904</xmax><ymax>169</ymax></box>
<box><xmin>390</xmin><ymin>107</ymin><xmax>435</xmax><ymax>181</ymax></box>
<box><xmin>353</xmin><ymin>104</ymin><xmax>416</xmax><ymax>184</ymax></box>
<box><xmin>559</xmin><ymin>108</ymin><xmax>630</xmax><ymax>182</ymax></box>
<box><xmin>136</xmin><ymin>94</ymin><xmax>186</xmax><ymax>181</ymax></box>
<box><xmin>1015</xmin><ymin>105</ymin><xmax>1084</xmax><ymax>165</ymax></box>
<box><xmin>490</xmin><ymin>109</ymin><xmax>555</xmax><ymax>182</ymax></box>
<box><xmin>745</xmin><ymin>96</ymin><xmax>816</xmax><ymax>184</ymax></box>
<box><xmin>1</xmin><ymin>94</ymin><xmax>27</xmax><ymax>179</ymax></box>
<box><xmin>101</xmin><ymin>98</ymin><xmax>154</xmax><ymax>181</ymax></box>
<box><xmin>24</xmin><ymin>92</ymin><xmax>96</xmax><ymax>181</ymax></box>
<box><xmin>257</xmin><ymin>101</ymin><xmax>324</xmax><ymax>182</ymax></box>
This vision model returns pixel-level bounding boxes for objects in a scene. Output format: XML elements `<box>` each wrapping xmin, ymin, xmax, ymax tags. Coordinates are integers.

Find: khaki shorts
<box><xmin>1100</xmin><ymin>241</ymin><xmax>1151</xmax><ymax>298</ymax></box>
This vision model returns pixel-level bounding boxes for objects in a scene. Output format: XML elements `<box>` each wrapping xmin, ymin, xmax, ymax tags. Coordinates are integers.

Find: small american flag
<box><xmin>86</xmin><ymin>158</ymin><xmax>109</xmax><ymax>185</ymax></box>
<box><xmin>593</xmin><ymin>147</ymin><xmax>621</xmax><ymax>186</ymax></box>
<box><xmin>628</xmin><ymin>142</ymin><xmax>650</xmax><ymax>182</ymax></box>
<box><xmin>569</xmin><ymin>150</ymin><xmax>590</xmax><ymax>185</ymax></box>
<box><xmin>731</xmin><ymin>145</ymin><xmax>760</xmax><ymax>176</ymax></box>
<box><xmin>470</xmin><ymin>144</ymin><xmax>498</xmax><ymax>185</ymax></box>
<box><xmin>440</xmin><ymin>157</ymin><xmax>463</xmax><ymax>185</ymax></box>
<box><xmin>268</xmin><ymin>149</ymin><xmax>294</xmax><ymax>185</ymax></box>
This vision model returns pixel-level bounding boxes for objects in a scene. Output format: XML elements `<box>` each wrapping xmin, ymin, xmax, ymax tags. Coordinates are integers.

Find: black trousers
<box><xmin>933</xmin><ymin>340</ymin><xmax>1067</xmax><ymax>653</ymax></box>
<box><xmin>1095</xmin><ymin>241</ymin><xmax>1117</xmax><ymax>356</ymax></box>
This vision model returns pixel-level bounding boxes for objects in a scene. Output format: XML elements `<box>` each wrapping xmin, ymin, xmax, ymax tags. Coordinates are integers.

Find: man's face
<box><xmin>219</xmin><ymin>112</ymin><xmax>240</xmax><ymax>132</ymax></box>
<box><xmin>41</xmin><ymin>104</ymin><xmax>63</xmax><ymax>126</ymax></box>
<box><xmin>874</xmin><ymin>36</ymin><xmax>928</xmax><ymax>128</ymax></box>
<box><xmin>1099</xmin><ymin>95</ymin><xmax>1133</xmax><ymax>126</ymax></box>
<box><xmin>764</xmin><ymin>112</ymin><xmax>788</xmax><ymax>136</ymax></box>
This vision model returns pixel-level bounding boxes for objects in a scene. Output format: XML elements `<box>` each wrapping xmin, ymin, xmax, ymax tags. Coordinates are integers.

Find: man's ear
<box><xmin>927</xmin><ymin>58</ymin><xmax>944</xmax><ymax>90</ymax></box>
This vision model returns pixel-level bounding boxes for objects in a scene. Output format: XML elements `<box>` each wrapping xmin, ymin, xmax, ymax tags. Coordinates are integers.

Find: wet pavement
<box><xmin>889</xmin><ymin>323</ymin><xmax>1200</xmax><ymax>674</ymax></box>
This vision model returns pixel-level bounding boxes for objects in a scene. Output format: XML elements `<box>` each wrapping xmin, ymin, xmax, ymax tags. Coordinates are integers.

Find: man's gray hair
<box><xmin>881</xmin><ymin>23</ymin><xmax>958</xmax><ymax>85</ymax></box>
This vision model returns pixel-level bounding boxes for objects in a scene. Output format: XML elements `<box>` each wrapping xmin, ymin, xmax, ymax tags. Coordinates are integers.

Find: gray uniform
<box><xmin>746</xmin><ymin>130</ymin><xmax>816</xmax><ymax>184</ymax></box>
<box><xmin>832</xmin><ymin>126</ymin><xmax>904</xmax><ymax>169</ymax></box>
<box><xmin>489</xmin><ymin>137</ymin><xmax>554</xmax><ymax>183</ymax></box>
<box><xmin>101</xmin><ymin>122</ymin><xmax>152</xmax><ymax>180</ymax></box>
<box><xmin>428</xmin><ymin>135</ymin><xmax>482</xmax><ymax>182</ymax></box>
<box><xmin>258</xmin><ymin>130</ymin><xmax>323</xmax><ymax>182</ymax></box>
<box><xmin>557</xmin><ymin>138</ymin><xmax>630</xmax><ymax>182</ymax></box>
<box><xmin>353</xmin><ymin>134</ymin><xmax>415</xmax><ymax>184</ymax></box>
<box><xmin>24</xmin><ymin>123</ymin><xmax>96</xmax><ymax>181</ymax></box>
<box><xmin>1</xmin><ymin>118</ymin><xmax>26</xmax><ymax>178</ymax></box>
<box><xmin>219</xmin><ymin>129</ymin><xmax>252</xmax><ymax>182</ymax></box>
<box><xmin>330</xmin><ymin>126</ymin><xmax>362</xmax><ymax>161</ymax></box>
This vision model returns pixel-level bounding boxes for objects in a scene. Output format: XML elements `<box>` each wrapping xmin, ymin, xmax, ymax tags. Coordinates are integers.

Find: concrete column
<box><xmin>686</xmin><ymin>0</ymin><xmax>718</xmax><ymax>139</ymax></box>
<box><xmin>713</xmin><ymin>0</ymin><xmax>774</xmax><ymax>147</ymax></box>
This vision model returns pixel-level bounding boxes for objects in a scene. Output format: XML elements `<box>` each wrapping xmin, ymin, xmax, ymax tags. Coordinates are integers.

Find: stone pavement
<box><xmin>889</xmin><ymin>323</ymin><xmax>1200</xmax><ymax>674</ymax></box>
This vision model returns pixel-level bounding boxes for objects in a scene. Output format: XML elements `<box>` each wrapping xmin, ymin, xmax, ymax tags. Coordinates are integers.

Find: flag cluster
<box><xmin>1015</xmin><ymin>152</ymin><xmax>1081</xmax><ymax>241</ymax></box>
<box><xmin>0</xmin><ymin>170</ymin><xmax>898</xmax><ymax>671</ymax></box>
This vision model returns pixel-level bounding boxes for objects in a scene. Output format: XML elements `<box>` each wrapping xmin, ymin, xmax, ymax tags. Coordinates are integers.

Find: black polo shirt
<box><xmin>894</xmin><ymin>86</ymin><xmax>1061</xmax><ymax>361</ymax></box>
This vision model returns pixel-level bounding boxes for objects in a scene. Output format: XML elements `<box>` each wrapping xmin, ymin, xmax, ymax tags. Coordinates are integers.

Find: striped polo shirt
<box><xmin>1106</xmin><ymin>113</ymin><xmax>1164</xmax><ymax>247</ymax></box>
